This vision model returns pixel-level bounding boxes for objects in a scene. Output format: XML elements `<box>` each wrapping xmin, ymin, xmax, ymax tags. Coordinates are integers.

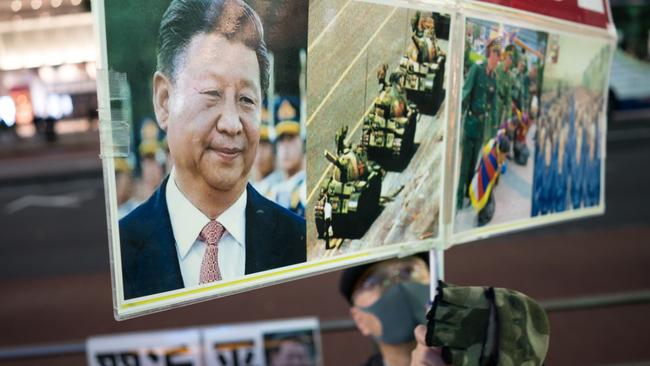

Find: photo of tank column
<box><xmin>531</xmin><ymin>35</ymin><xmax>610</xmax><ymax>217</ymax></box>
<box><xmin>306</xmin><ymin>0</ymin><xmax>450</xmax><ymax>260</ymax></box>
<box><xmin>454</xmin><ymin>18</ymin><xmax>548</xmax><ymax>232</ymax></box>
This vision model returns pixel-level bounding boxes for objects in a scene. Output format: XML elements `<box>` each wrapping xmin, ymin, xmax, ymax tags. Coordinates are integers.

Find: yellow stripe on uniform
<box><xmin>306</xmin><ymin>102</ymin><xmax>374</xmax><ymax>203</ymax></box>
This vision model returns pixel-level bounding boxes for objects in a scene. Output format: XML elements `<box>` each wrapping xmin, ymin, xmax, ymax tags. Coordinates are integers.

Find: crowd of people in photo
<box><xmin>532</xmin><ymin>88</ymin><xmax>603</xmax><ymax>216</ymax></box>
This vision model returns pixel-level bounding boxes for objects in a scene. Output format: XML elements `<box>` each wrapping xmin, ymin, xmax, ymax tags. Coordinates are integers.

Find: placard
<box><xmin>448</xmin><ymin>9</ymin><xmax>613</xmax><ymax>244</ymax></box>
<box><xmin>203</xmin><ymin>318</ymin><xmax>322</xmax><ymax>366</ymax></box>
<box><xmin>305</xmin><ymin>0</ymin><xmax>450</xmax><ymax>261</ymax></box>
<box><xmin>94</xmin><ymin>0</ymin><xmax>452</xmax><ymax>319</ymax></box>
<box><xmin>94</xmin><ymin>0</ymin><xmax>615</xmax><ymax>319</ymax></box>
<box><xmin>86</xmin><ymin>329</ymin><xmax>202</xmax><ymax>366</ymax></box>
<box><xmin>86</xmin><ymin>318</ymin><xmax>321</xmax><ymax>366</ymax></box>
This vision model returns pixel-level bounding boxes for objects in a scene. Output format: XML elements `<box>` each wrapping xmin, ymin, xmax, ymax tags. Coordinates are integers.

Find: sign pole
<box><xmin>429</xmin><ymin>248</ymin><xmax>445</xmax><ymax>302</ymax></box>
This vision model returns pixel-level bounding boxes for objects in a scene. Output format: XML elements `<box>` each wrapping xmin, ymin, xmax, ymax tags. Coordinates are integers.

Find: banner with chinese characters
<box><xmin>86</xmin><ymin>318</ymin><xmax>321</xmax><ymax>366</ymax></box>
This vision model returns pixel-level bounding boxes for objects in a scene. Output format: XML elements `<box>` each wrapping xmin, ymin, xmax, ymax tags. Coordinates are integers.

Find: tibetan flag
<box><xmin>469</xmin><ymin>138</ymin><xmax>500</xmax><ymax>212</ymax></box>
<box><xmin>515</xmin><ymin>110</ymin><xmax>531</xmax><ymax>144</ymax></box>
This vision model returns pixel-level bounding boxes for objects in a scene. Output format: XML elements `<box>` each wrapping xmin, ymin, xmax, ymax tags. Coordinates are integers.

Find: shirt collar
<box><xmin>166</xmin><ymin>169</ymin><xmax>247</xmax><ymax>259</ymax></box>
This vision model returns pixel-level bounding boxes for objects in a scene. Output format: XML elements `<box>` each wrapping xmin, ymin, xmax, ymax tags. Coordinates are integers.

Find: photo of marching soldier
<box><xmin>307</xmin><ymin>1</ymin><xmax>449</xmax><ymax>258</ymax></box>
<box><xmin>531</xmin><ymin>35</ymin><xmax>609</xmax><ymax>216</ymax></box>
<box><xmin>455</xmin><ymin>19</ymin><xmax>548</xmax><ymax>230</ymax></box>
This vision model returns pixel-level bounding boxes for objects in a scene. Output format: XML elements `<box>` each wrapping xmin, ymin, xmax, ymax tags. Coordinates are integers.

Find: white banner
<box><xmin>86</xmin><ymin>318</ymin><xmax>321</xmax><ymax>366</ymax></box>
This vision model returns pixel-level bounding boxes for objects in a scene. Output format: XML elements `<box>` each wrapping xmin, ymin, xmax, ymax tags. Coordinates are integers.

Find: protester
<box><xmin>340</xmin><ymin>255</ymin><xmax>550</xmax><ymax>366</ymax></box>
<box><xmin>340</xmin><ymin>255</ymin><xmax>437</xmax><ymax>366</ymax></box>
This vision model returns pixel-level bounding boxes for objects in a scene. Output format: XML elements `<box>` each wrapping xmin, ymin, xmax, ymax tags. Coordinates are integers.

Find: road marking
<box><xmin>307</xmin><ymin>0</ymin><xmax>353</xmax><ymax>53</ymax></box>
<box><xmin>307</xmin><ymin>103</ymin><xmax>374</xmax><ymax>203</ymax></box>
<box><xmin>4</xmin><ymin>189</ymin><xmax>95</xmax><ymax>214</ymax></box>
<box><xmin>306</xmin><ymin>7</ymin><xmax>399</xmax><ymax>127</ymax></box>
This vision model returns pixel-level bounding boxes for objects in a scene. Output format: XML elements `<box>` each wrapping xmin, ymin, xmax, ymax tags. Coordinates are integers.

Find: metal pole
<box><xmin>429</xmin><ymin>249</ymin><xmax>445</xmax><ymax>302</ymax></box>
<box><xmin>541</xmin><ymin>289</ymin><xmax>650</xmax><ymax>312</ymax></box>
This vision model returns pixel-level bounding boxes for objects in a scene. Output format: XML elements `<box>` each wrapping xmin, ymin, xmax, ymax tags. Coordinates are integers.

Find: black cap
<box><xmin>339</xmin><ymin>252</ymin><xmax>429</xmax><ymax>305</ymax></box>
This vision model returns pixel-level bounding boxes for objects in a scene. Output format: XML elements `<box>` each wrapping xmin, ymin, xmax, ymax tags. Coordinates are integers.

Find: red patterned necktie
<box><xmin>199</xmin><ymin>220</ymin><xmax>226</xmax><ymax>284</ymax></box>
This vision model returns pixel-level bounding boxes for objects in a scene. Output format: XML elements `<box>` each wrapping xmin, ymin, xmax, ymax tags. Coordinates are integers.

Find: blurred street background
<box><xmin>1</xmin><ymin>0</ymin><xmax>650</xmax><ymax>365</ymax></box>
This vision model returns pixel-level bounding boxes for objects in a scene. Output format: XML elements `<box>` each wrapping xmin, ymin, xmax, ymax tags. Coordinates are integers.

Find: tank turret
<box><xmin>315</xmin><ymin>127</ymin><xmax>383</xmax><ymax>243</ymax></box>
<box><xmin>399</xmin><ymin>11</ymin><xmax>446</xmax><ymax>115</ymax></box>
<box><xmin>361</xmin><ymin>71</ymin><xmax>418</xmax><ymax>170</ymax></box>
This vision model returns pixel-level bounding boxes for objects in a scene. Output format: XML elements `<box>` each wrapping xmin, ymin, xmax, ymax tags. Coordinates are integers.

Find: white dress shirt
<box><xmin>166</xmin><ymin>169</ymin><xmax>246</xmax><ymax>287</ymax></box>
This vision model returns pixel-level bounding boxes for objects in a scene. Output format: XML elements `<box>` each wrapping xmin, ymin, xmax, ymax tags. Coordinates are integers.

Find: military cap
<box><xmin>275</xmin><ymin>120</ymin><xmax>301</xmax><ymax>140</ymax></box>
<box><xmin>275</xmin><ymin>99</ymin><xmax>300</xmax><ymax>139</ymax></box>
<box><xmin>426</xmin><ymin>281</ymin><xmax>550</xmax><ymax>366</ymax></box>
<box><xmin>140</xmin><ymin>118</ymin><xmax>159</xmax><ymax>141</ymax></box>
<box><xmin>485</xmin><ymin>37</ymin><xmax>502</xmax><ymax>58</ymax></box>
<box><xmin>114</xmin><ymin>158</ymin><xmax>133</xmax><ymax>173</ymax></box>
<box><xmin>138</xmin><ymin>140</ymin><xmax>161</xmax><ymax>159</ymax></box>
<box><xmin>259</xmin><ymin>124</ymin><xmax>273</xmax><ymax>143</ymax></box>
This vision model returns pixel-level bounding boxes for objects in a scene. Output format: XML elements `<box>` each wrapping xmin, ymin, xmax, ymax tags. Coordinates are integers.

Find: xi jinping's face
<box><xmin>155</xmin><ymin>32</ymin><xmax>261</xmax><ymax>194</ymax></box>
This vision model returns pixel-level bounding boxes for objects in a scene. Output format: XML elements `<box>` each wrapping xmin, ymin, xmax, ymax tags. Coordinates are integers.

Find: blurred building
<box><xmin>0</xmin><ymin>0</ymin><xmax>96</xmax><ymax>139</ymax></box>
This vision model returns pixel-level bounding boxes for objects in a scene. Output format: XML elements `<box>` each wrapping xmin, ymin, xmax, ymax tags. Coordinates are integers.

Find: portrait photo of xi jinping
<box><xmin>105</xmin><ymin>0</ymin><xmax>308</xmax><ymax>303</ymax></box>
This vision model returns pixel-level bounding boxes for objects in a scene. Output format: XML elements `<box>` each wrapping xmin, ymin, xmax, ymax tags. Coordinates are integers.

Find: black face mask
<box><xmin>361</xmin><ymin>282</ymin><xmax>430</xmax><ymax>345</ymax></box>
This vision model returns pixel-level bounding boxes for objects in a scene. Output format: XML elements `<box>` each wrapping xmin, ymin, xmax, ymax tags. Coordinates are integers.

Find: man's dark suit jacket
<box><xmin>119</xmin><ymin>176</ymin><xmax>306</xmax><ymax>300</ymax></box>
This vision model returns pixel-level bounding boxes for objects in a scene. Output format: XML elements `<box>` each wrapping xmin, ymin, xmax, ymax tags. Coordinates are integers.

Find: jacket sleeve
<box><xmin>462</xmin><ymin>63</ymin><xmax>478</xmax><ymax>110</ymax></box>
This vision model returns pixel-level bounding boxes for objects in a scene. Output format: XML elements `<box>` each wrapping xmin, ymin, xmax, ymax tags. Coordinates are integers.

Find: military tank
<box><xmin>398</xmin><ymin>11</ymin><xmax>446</xmax><ymax>115</ymax></box>
<box><xmin>315</xmin><ymin>127</ymin><xmax>383</xmax><ymax>244</ymax></box>
<box><xmin>362</xmin><ymin>70</ymin><xmax>418</xmax><ymax>170</ymax></box>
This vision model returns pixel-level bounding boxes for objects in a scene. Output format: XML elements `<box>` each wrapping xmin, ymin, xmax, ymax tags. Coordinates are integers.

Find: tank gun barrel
<box><xmin>324</xmin><ymin>150</ymin><xmax>342</xmax><ymax>168</ymax></box>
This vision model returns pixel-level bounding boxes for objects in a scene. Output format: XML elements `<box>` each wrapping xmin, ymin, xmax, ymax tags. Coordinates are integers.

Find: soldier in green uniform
<box><xmin>519</xmin><ymin>53</ymin><xmax>530</xmax><ymax>114</ymax></box>
<box><xmin>457</xmin><ymin>39</ymin><xmax>500</xmax><ymax>210</ymax></box>
<box><xmin>464</xmin><ymin>24</ymin><xmax>474</xmax><ymax>75</ymax></box>
<box><xmin>511</xmin><ymin>55</ymin><xmax>527</xmax><ymax>113</ymax></box>
<box><xmin>506</xmin><ymin>50</ymin><xmax>526</xmax><ymax>158</ymax></box>
<box><xmin>493</xmin><ymin>44</ymin><xmax>516</xmax><ymax>141</ymax></box>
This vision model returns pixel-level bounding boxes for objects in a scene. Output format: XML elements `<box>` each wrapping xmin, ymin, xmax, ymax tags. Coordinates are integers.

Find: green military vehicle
<box><xmin>398</xmin><ymin>11</ymin><xmax>446</xmax><ymax>115</ymax></box>
<box><xmin>315</xmin><ymin>127</ymin><xmax>383</xmax><ymax>244</ymax></box>
<box><xmin>362</xmin><ymin>70</ymin><xmax>418</xmax><ymax>170</ymax></box>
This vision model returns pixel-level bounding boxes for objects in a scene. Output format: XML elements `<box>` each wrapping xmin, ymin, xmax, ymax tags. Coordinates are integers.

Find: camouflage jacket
<box><xmin>425</xmin><ymin>281</ymin><xmax>549</xmax><ymax>366</ymax></box>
